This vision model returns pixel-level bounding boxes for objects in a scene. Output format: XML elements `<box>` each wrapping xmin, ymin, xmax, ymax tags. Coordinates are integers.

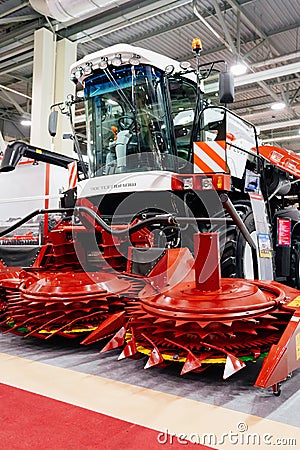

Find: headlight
<box><xmin>201</xmin><ymin>177</ymin><xmax>213</xmax><ymax>190</ymax></box>
<box><xmin>183</xmin><ymin>177</ymin><xmax>193</xmax><ymax>189</ymax></box>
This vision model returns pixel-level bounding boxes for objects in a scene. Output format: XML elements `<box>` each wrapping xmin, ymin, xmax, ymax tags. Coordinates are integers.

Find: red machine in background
<box><xmin>1</xmin><ymin>39</ymin><xmax>300</xmax><ymax>395</ymax></box>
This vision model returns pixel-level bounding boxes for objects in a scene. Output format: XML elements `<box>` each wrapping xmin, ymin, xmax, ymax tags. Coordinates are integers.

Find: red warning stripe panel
<box><xmin>198</xmin><ymin>141</ymin><xmax>228</xmax><ymax>172</ymax></box>
<box><xmin>68</xmin><ymin>161</ymin><xmax>78</xmax><ymax>189</ymax></box>
<box><xmin>194</xmin><ymin>141</ymin><xmax>228</xmax><ymax>174</ymax></box>
<box><xmin>194</xmin><ymin>152</ymin><xmax>214</xmax><ymax>173</ymax></box>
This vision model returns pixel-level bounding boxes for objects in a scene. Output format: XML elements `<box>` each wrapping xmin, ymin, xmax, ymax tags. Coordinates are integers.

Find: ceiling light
<box><xmin>230</xmin><ymin>62</ymin><xmax>247</xmax><ymax>76</ymax></box>
<box><xmin>198</xmin><ymin>58</ymin><xmax>300</xmax><ymax>93</ymax></box>
<box><xmin>20</xmin><ymin>119</ymin><xmax>31</xmax><ymax>127</ymax></box>
<box><xmin>263</xmin><ymin>135</ymin><xmax>300</xmax><ymax>143</ymax></box>
<box><xmin>258</xmin><ymin>119</ymin><xmax>300</xmax><ymax>131</ymax></box>
<box><xmin>271</xmin><ymin>102</ymin><xmax>286</xmax><ymax>110</ymax></box>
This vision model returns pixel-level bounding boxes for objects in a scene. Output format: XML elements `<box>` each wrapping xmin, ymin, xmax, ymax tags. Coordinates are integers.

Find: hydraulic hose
<box><xmin>0</xmin><ymin>206</ymin><xmax>233</xmax><ymax>238</ymax></box>
<box><xmin>0</xmin><ymin>208</ymin><xmax>74</xmax><ymax>238</ymax></box>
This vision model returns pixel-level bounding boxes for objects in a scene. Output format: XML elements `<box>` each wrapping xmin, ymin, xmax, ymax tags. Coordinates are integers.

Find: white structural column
<box><xmin>30</xmin><ymin>27</ymin><xmax>56</xmax><ymax>149</ymax></box>
<box><xmin>53</xmin><ymin>38</ymin><xmax>77</xmax><ymax>157</ymax></box>
<box><xmin>29</xmin><ymin>29</ymin><xmax>78</xmax><ymax>213</ymax></box>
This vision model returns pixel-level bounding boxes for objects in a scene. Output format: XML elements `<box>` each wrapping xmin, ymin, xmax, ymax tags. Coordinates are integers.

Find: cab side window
<box><xmin>169</xmin><ymin>79</ymin><xmax>197</xmax><ymax>161</ymax></box>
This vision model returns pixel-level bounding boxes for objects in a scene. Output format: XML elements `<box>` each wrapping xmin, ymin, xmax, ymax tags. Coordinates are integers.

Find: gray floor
<box><xmin>1</xmin><ymin>332</ymin><xmax>300</xmax><ymax>428</ymax></box>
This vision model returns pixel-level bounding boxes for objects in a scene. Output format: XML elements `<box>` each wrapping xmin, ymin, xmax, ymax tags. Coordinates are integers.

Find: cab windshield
<box><xmin>84</xmin><ymin>65</ymin><xmax>176</xmax><ymax>177</ymax></box>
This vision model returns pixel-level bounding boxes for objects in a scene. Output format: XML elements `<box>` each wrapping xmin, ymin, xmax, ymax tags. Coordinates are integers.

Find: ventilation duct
<box><xmin>29</xmin><ymin>0</ymin><xmax>131</xmax><ymax>22</ymax></box>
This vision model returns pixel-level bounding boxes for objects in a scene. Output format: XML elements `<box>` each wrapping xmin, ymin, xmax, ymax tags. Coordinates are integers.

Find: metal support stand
<box><xmin>220</xmin><ymin>193</ymin><xmax>259</xmax><ymax>279</ymax></box>
<box><xmin>194</xmin><ymin>232</ymin><xmax>221</xmax><ymax>291</ymax></box>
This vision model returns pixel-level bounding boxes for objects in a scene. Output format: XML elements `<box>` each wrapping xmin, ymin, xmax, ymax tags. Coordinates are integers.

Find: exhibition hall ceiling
<box><xmin>0</xmin><ymin>0</ymin><xmax>300</xmax><ymax>150</ymax></box>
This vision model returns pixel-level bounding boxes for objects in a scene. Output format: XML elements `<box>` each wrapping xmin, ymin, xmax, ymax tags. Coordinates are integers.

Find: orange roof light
<box><xmin>192</xmin><ymin>38</ymin><xmax>202</xmax><ymax>54</ymax></box>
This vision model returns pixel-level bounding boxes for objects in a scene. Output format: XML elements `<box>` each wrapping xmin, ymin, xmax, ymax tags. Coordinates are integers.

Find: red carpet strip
<box><xmin>0</xmin><ymin>383</ymin><xmax>213</xmax><ymax>449</ymax></box>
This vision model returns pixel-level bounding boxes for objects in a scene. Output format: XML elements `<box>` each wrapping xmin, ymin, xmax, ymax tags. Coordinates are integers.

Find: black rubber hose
<box><xmin>75</xmin><ymin>206</ymin><xmax>175</xmax><ymax>236</ymax></box>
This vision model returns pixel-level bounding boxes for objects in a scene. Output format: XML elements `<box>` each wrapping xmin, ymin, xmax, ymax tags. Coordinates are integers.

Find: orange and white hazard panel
<box><xmin>68</xmin><ymin>161</ymin><xmax>78</xmax><ymax>189</ymax></box>
<box><xmin>193</xmin><ymin>140</ymin><xmax>228</xmax><ymax>174</ymax></box>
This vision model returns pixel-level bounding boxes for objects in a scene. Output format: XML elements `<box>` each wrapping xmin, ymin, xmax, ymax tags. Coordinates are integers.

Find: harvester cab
<box><xmin>70</xmin><ymin>43</ymin><xmax>254</xmax><ymax>181</ymax></box>
<box><xmin>71</xmin><ymin>44</ymin><xmax>199</xmax><ymax>177</ymax></box>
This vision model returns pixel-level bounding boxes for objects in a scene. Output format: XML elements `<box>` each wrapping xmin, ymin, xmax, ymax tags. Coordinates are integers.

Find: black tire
<box><xmin>220</xmin><ymin>202</ymin><xmax>256</xmax><ymax>278</ymax></box>
<box><xmin>288</xmin><ymin>240</ymin><xmax>300</xmax><ymax>289</ymax></box>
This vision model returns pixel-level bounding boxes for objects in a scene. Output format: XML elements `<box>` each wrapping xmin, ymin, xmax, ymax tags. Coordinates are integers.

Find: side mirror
<box><xmin>48</xmin><ymin>110</ymin><xmax>58</xmax><ymax>137</ymax></box>
<box><xmin>219</xmin><ymin>71</ymin><xmax>234</xmax><ymax>104</ymax></box>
